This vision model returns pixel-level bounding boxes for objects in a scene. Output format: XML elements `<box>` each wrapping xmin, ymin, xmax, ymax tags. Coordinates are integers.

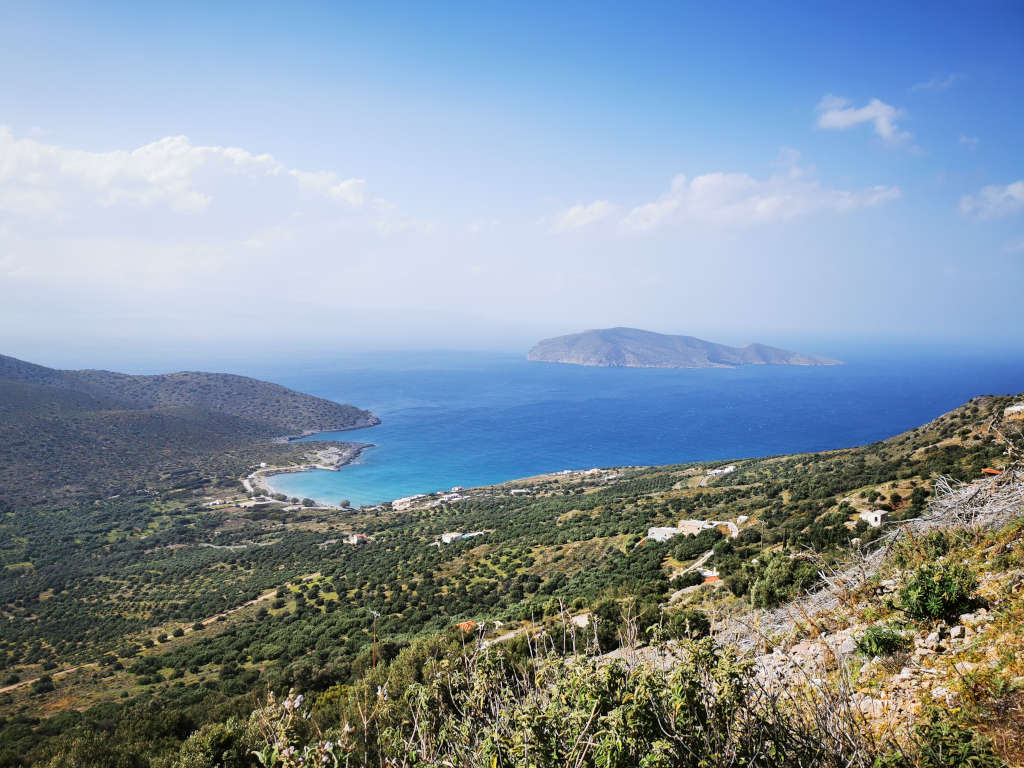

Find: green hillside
<box><xmin>0</xmin><ymin>391</ymin><xmax>1020</xmax><ymax>766</ymax></box>
<box><xmin>0</xmin><ymin>355</ymin><xmax>378</xmax><ymax>507</ymax></box>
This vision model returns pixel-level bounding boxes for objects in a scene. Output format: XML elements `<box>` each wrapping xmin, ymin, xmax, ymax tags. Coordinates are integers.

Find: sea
<box><xmin>249</xmin><ymin>348</ymin><xmax>1024</xmax><ymax>508</ymax></box>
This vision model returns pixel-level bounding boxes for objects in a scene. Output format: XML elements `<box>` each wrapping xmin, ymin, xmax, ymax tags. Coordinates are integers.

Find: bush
<box><xmin>666</xmin><ymin>608</ymin><xmax>711</xmax><ymax>639</ymax></box>
<box><xmin>855</xmin><ymin>625</ymin><xmax>908</xmax><ymax>656</ymax></box>
<box><xmin>672</xmin><ymin>570</ymin><xmax>704</xmax><ymax>589</ymax></box>
<box><xmin>899</xmin><ymin>563</ymin><xmax>977</xmax><ymax>620</ymax></box>
<box><xmin>31</xmin><ymin>675</ymin><xmax>55</xmax><ymax>695</ymax></box>
<box><xmin>876</xmin><ymin>709</ymin><xmax>1005</xmax><ymax>768</ymax></box>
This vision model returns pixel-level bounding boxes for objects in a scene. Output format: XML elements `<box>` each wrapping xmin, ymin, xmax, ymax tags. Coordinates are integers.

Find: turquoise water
<box><xmin>255</xmin><ymin>350</ymin><xmax>1024</xmax><ymax>507</ymax></box>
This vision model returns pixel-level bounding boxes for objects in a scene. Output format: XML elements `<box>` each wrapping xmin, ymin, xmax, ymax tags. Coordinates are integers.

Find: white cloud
<box><xmin>0</xmin><ymin>125</ymin><xmax>365</xmax><ymax>215</ymax></box>
<box><xmin>959</xmin><ymin>135</ymin><xmax>979</xmax><ymax>150</ymax></box>
<box><xmin>815</xmin><ymin>95</ymin><xmax>912</xmax><ymax>146</ymax></box>
<box><xmin>960</xmin><ymin>181</ymin><xmax>1024</xmax><ymax>219</ymax></box>
<box><xmin>553</xmin><ymin>200</ymin><xmax>617</xmax><ymax>231</ymax></box>
<box><xmin>1005</xmin><ymin>238</ymin><xmax>1024</xmax><ymax>254</ymax></box>
<box><xmin>288</xmin><ymin>169</ymin><xmax>365</xmax><ymax>205</ymax></box>
<box><xmin>911</xmin><ymin>73</ymin><xmax>965</xmax><ymax>92</ymax></box>
<box><xmin>559</xmin><ymin>159</ymin><xmax>900</xmax><ymax>234</ymax></box>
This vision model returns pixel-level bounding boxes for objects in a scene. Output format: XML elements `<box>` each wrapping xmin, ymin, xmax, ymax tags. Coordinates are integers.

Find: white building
<box><xmin>647</xmin><ymin>526</ymin><xmax>681</xmax><ymax>543</ymax></box>
<box><xmin>440</xmin><ymin>532</ymin><xmax>464</xmax><ymax>544</ymax></box>
<box><xmin>706</xmin><ymin>464</ymin><xmax>737</xmax><ymax>476</ymax></box>
<box><xmin>1005</xmin><ymin>404</ymin><xmax>1024</xmax><ymax>421</ymax></box>
<box><xmin>392</xmin><ymin>494</ymin><xmax>427</xmax><ymax>511</ymax></box>
<box><xmin>649</xmin><ymin>519</ymin><xmax>740</xmax><ymax>542</ymax></box>
<box><xmin>677</xmin><ymin>519</ymin><xmax>740</xmax><ymax>539</ymax></box>
<box><xmin>859</xmin><ymin>509</ymin><xmax>889</xmax><ymax>528</ymax></box>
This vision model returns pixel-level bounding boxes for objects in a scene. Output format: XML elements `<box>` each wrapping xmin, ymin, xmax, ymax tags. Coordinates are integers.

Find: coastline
<box><xmin>269</xmin><ymin>414</ymin><xmax>381</xmax><ymax>444</ymax></box>
<box><xmin>245</xmin><ymin>442</ymin><xmax>374</xmax><ymax>500</ymax></box>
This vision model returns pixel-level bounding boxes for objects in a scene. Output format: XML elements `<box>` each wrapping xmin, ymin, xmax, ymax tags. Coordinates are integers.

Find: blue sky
<box><xmin>1</xmin><ymin>1</ymin><xmax>1022</xmax><ymax>364</ymax></box>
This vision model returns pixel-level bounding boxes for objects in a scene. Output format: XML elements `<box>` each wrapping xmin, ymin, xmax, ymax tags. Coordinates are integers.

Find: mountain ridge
<box><xmin>0</xmin><ymin>353</ymin><xmax>379</xmax><ymax>506</ymax></box>
<box><xmin>527</xmin><ymin>327</ymin><xmax>842</xmax><ymax>368</ymax></box>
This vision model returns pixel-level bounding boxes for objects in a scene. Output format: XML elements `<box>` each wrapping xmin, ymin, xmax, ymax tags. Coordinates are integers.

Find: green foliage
<box><xmin>899</xmin><ymin>563</ymin><xmax>977</xmax><ymax>621</ymax></box>
<box><xmin>672</xmin><ymin>569</ymin><xmax>704</xmax><ymax>588</ymax></box>
<box><xmin>749</xmin><ymin>554</ymin><xmax>820</xmax><ymax>608</ymax></box>
<box><xmin>874</xmin><ymin>710</ymin><xmax>1005</xmax><ymax>768</ymax></box>
<box><xmin>358</xmin><ymin>637</ymin><xmax>875</xmax><ymax>767</ymax></box>
<box><xmin>855</xmin><ymin>625</ymin><xmax>909</xmax><ymax>656</ymax></box>
<box><xmin>666</xmin><ymin>608</ymin><xmax>710</xmax><ymax>639</ymax></box>
<box><xmin>174</xmin><ymin>719</ymin><xmax>253</xmax><ymax>768</ymax></box>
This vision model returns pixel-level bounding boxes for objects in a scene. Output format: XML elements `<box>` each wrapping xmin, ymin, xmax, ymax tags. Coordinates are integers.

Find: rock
<box><xmin>931</xmin><ymin>686</ymin><xmax>950</xmax><ymax>700</ymax></box>
<box><xmin>923</xmin><ymin>631</ymin><xmax>941</xmax><ymax>649</ymax></box>
<box><xmin>954</xmin><ymin>661</ymin><xmax>977</xmax><ymax>674</ymax></box>
<box><xmin>839</xmin><ymin>637</ymin><xmax>858</xmax><ymax>655</ymax></box>
<box><xmin>859</xmin><ymin>696</ymin><xmax>886</xmax><ymax>717</ymax></box>
<box><xmin>950</xmin><ymin>625</ymin><xmax>966</xmax><ymax>639</ymax></box>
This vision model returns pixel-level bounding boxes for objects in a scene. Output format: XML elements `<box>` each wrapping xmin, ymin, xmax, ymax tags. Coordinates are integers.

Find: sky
<box><xmin>1</xmin><ymin>1</ymin><xmax>1022</xmax><ymax>367</ymax></box>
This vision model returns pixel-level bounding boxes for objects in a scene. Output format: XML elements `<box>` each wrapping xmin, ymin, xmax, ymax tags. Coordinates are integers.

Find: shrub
<box><xmin>875</xmin><ymin>709</ymin><xmax>1005</xmax><ymax>768</ymax></box>
<box><xmin>666</xmin><ymin>608</ymin><xmax>711</xmax><ymax>639</ymax></box>
<box><xmin>672</xmin><ymin>570</ymin><xmax>704</xmax><ymax>589</ymax></box>
<box><xmin>31</xmin><ymin>675</ymin><xmax>55</xmax><ymax>695</ymax></box>
<box><xmin>855</xmin><ymin>625</ymin><xmax>908</xmax><ymax>656</ymax></box>
<box><xmin>899</xmin><ymin>563</ymin><xmax>977</xmax><ymax>620</ymax></box>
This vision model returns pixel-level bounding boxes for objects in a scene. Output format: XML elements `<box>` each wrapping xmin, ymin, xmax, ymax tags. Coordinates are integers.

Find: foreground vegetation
<box><xmin>0</xmin><ymin>393</ymin><xmax>1020</xmax><ymax>766</ymax></box>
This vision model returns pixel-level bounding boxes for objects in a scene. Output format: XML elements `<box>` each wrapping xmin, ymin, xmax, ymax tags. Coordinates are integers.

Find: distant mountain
<box><xmin>0</xmin><ymin>354</ymin><xmax>378</xmax><ymax>435</ymax></box>
<box><xmin>527</xmin><ymin>328</ymin><xmax>841</xmax><ymax>369</ymax></box>
<box><xmin>0</xmin><ymin>354</ymin><xmax>379</xmax><ymax>506</ymax></box>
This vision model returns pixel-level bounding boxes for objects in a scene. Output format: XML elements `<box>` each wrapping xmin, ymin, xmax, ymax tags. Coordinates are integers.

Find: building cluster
<box><xmin>706</xmin><ymin>464</ymin><xmax>737</xmax><ymax>477</ymax></box>
<box><xmin>432</xmin><ymin>530</ymin><xmax>487</xmax><ymax>546</ymax></box>
<box><xmin>646</xmin><ymin>518</ymin><xmax>740</xmax><ymax>543</ymax></box>
<box><xmin>392</xmin><ymin>494</ymin><xmax>428</xmax><ymax>511</ymax></box>
<box><xmin>1005</xmin><ymin>403</ymin><xmax>1024</xmax><ymax>422</ymax></box>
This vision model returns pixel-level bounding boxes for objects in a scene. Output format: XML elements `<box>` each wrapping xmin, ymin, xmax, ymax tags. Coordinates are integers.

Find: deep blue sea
<box><xmin>252</xmin><ymin>350</ymin><xmax>1024</xmax><ymax>507</ymax></box>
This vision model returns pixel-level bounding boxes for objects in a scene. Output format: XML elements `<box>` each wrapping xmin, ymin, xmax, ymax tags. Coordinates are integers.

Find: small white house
<box><xmin>1005</xmin><ymin>404</ymin><xmax>1024</xmax><ymax>421</ymax></box>
<box><xmin>707</xmin><ymin>464</ymin><xmax>737</xmax><ymax>476</ymax></box>
<box><xmin>440</xmin><ymin>532</ymin><xmax>464</xmax><ymax>544</ymax></box>
<box><xmin>859</xmin><ymin>509</ymin><xmax>889</xmax><ymax>528</ymax></box>
<box><xmin>647</xmin><ymin>526</ymin><xmax>681</xmax><ymax>543</ymax></box>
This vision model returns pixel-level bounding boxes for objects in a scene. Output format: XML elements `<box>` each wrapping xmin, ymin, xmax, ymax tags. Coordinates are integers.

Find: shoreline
<box><xmin>245</xmin><ymin>442</ymin><xmax>374</xmax><ymax>502</ymax></box>
<box><xmin>269</xmin><ymin>415</ymin><xmax>382</xmax><ymax>445</ymax></box>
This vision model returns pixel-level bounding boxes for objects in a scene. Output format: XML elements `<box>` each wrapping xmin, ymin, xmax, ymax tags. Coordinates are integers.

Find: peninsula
<box><xmin>0</xmin><ymin>353</ymin><xmax>379</xmax><ymax>506</ymax></box>
<box><xmin>527</xmin><ymin>327</ymin><xmax>841</xmax><ymax>369</ymax></box>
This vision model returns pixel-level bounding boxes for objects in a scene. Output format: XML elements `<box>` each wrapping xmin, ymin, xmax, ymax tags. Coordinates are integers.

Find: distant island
<box><xmin>527</xmin><ymin>327</ymin><xmax>842</xmax><ymax>369</ymax></box>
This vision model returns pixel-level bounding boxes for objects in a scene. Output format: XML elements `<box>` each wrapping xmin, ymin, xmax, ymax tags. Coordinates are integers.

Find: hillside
<box><xmin>0</xmin><ymin>391</ymin><xmax>1020</xmax><ymax>766</ymax></box>
<box><xmin>0</xmin><ymin>354</ymin><xmax>379</xmax><ymax>506</ymax></box>
<box><xmin>0</xmin><ymin>354</ymin><xmax>378</xmax><ymax>435</ymax></box>
<box><xmin>527</xmin><ymin>327</ymin><xmax>841</xmax><ymax>368</ymax></box>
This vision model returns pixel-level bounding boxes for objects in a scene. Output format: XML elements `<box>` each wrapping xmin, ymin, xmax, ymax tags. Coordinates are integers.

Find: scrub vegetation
<box><xmin>0</xmin><ymin>392</ymin><xmax>1020</xmax><ymax>766</ymax></box>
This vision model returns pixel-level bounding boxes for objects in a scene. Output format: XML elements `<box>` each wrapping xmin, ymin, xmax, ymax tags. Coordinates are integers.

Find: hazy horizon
<box><xmin>2</xmin><ymin>2</ymin><xmax>1022</xmax><ymax>358</ymax></box>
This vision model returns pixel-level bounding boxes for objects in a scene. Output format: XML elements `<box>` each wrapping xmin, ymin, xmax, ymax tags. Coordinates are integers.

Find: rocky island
<box><xmin>527</xmin><ymin>327</ymin><xmax>841</xmax><ymax>369</ymax></box>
